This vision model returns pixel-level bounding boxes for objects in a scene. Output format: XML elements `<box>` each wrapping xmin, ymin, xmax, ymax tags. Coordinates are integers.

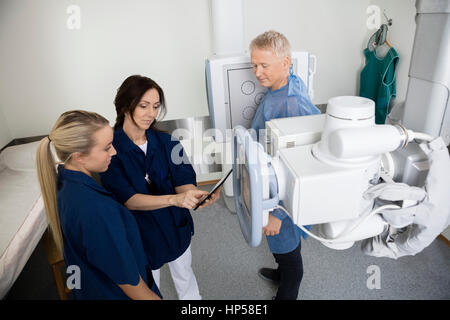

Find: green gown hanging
<box><xmin>359</xmin><ymin>47</ymin><xmax>399</xmax><ymax>124</ymax></box>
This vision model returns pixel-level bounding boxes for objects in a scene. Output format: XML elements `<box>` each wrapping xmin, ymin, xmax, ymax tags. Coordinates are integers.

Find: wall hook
<box><xmin>383</xmin><ymin>9</ymin><xmax>393</xmax><ymax>26</ymax></box>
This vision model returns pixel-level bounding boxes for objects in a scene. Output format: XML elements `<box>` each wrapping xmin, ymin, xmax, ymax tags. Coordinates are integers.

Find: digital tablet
<box><xmin>193</xmin><ymin>169</ymin><xmax>233</xmax><ymax>210</ymax></box>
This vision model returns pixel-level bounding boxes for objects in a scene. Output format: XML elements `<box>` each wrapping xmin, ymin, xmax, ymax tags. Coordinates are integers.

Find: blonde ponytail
<box><xmin>36</xmin><ymin>137</ymin><xmax>64</xmax><ymax>255</ymax></box>
<box><xmin>36</xmin><ymin>110</ymin><xmax>109</xmax><ymax>256</ymax></box>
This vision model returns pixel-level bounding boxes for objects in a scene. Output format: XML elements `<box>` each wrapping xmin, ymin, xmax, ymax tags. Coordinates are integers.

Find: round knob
<box><xmin>241</xmin><ymin>81</ymin><xmax>255</xmax><ymax>95</ymax></box>
<box><xmin>242</xmin><ymin>106</ymin><xmax>256</xmax><ymax>120</ymax></box>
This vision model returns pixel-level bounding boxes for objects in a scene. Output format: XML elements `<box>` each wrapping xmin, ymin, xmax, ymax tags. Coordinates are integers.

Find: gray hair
<box><xmin>250</xmin><ymin>30</ymin><xmax>291</xmax><ymax>59</ymax></box>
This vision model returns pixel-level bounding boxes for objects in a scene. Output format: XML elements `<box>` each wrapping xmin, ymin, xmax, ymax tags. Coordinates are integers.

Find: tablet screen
<box><xmin>193</xmin><ymin>169</ymin><xmax>233</xmax><ymax>210</ymax></box>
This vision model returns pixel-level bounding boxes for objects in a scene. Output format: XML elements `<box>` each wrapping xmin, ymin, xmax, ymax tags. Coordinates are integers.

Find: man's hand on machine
<box><xmin>263</xmin><ymin>213</ymin><xmax>282</xmax><ymax>236</ymax></box>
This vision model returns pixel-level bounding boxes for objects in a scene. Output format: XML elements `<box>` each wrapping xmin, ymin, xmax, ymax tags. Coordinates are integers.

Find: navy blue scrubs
<box><xmin>100</xmin><ymin>128</ymin><xmax>197</xmax><ymax>270</ymax></box>
<box><xmin>57</xmin><ymin>165</ymin><xmax>162</xmax><ymax>300</ymax></box>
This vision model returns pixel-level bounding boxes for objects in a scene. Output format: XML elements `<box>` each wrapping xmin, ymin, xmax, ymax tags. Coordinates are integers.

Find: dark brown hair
<box><xmin>113</xmin><ymin>75</ymin><xmax>167</xmax><ymax>130</ymax></box>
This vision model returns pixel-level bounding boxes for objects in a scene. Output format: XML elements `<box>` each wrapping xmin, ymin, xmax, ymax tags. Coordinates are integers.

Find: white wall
<box><xmin>0</xmin><ymin>0</ymin><xmax>212</xmax><ymax>138</ymax></box>
<box><xmin>0</xmin><ymin>0</ymin><xmax>418</xmax><ymax>140</ymax></box>
<box><xmin>0</xmin><ymin>106</ymin><xmax>12</xmax><ymax>148</ymax></box>
<box><xmin>244</xmin><ymin>0</ymin><xmax>417</xmax><ymax>105</ymax></box>
<box><xmin>244</xmin><ymin>0</ymin><xmax>370</xmax><ymax>105</ymax></box>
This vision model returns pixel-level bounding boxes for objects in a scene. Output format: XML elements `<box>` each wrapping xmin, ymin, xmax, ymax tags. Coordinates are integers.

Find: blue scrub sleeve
<box><xmin>100</xmin><ymin>156</ymin><xmax>137</xmax><ymax>204</ymax></box>
<box><xmin>165</xmin><ymin>137</ymin><xmax>197</xmax><ymax>187</ymax></box>
<box><xmin>271</xmin><ymin>207</ymin><xmax>288</xmax><ymax>221</ymax></box>
<box><xmin>288</xmin><ymin>73</ymin><xmax>319</xmax><ymax>113</ymax></box>
<box><xmin>82</xmin><ymin>205</ymin><xmax>142</xmax><ymax>286</ymax></box>
<box><xmin>250</xmin><ymin>100</ymin><xmax>266</xmax><ymax>141</ymax></box>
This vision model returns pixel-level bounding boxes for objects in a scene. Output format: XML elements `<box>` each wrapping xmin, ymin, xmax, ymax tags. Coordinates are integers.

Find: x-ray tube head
<box><xmin>313</xmin><ymin>96</ymin><xmax>377</xmax><ymax>167</ymax></box>
<box><xmin>328</xmin><ymin>124</ymin><xmax>409</xmax><ymax>159</ymax></box>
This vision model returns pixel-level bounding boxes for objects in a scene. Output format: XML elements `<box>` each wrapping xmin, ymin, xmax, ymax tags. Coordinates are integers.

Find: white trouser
<box><xmin>151</xmin><ymin>245</ymin><xmax>201</xmax><ymax>300</ymax></box>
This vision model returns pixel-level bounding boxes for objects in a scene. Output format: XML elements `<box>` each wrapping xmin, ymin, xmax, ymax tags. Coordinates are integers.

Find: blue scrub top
<box><xmin>57</xmin><ymin>165</ymin><xmax>161</xmax><ymax>300</ymax></box>
<box><xmin>251</xmin><ymin>72</ymin><xmax>320</xmax><ymax>254</ymax></box>
<box><xmin>100</xmin><ymin>128</ymin><xmax>197</xmax><ymax>270</ymax></box>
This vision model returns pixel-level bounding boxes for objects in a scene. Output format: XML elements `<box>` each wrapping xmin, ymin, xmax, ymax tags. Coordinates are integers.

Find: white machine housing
<box><xmin>274</xmin><ymin>145</ymin><xmax>375</xmax><ymax>226</ymax></box>
<box><xmin>233</xmin><ymin>96</ymin><xmax>393</xmax><ymax>249</ymax></box>
<box><xmin>401</xmin><ymin>0</ymin><xmax>450</xmax><ymax>145</ymax></box>
<box><xmin>265</xmin><ymin>113</ymin><xmax>325</xmax><ymax>156</ymax></box>
<box><xmin>273</xmin><ymin>97</ymin><xmax>382</xmax><ymax>229</ymax></box>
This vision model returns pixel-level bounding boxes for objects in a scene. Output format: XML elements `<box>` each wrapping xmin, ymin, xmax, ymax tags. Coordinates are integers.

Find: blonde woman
<box><xmin>36</xmin><ymin>110</ymin><xmax>161</xmax><ymax>300</ymax></box>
